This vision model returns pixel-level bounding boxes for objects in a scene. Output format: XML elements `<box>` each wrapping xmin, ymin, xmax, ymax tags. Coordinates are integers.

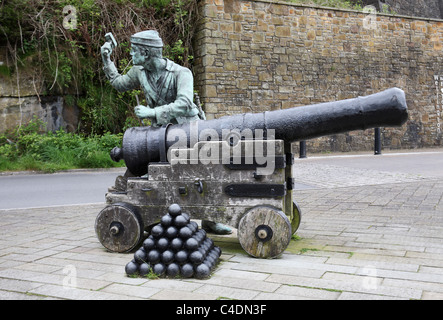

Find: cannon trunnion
<box><xmin>95</xmin><ymin>88</ymin><xmax>408</xmax><ymax>258</ymax></box>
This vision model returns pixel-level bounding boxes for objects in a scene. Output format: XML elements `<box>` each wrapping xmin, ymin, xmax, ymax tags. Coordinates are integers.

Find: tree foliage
<box><xmin>0</xmin><ymin>0</ymin><xmax>199</xmax><ymax>134</ymax></box>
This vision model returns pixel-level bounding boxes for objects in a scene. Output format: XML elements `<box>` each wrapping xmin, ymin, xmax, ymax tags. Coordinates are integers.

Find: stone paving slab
<box><xmin>1</xmin><ymin>152</ymin><xmax>443</xmax><ymax>300</ymax></box>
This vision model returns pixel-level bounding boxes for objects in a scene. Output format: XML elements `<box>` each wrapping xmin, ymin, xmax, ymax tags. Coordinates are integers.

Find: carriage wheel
<box><xmin>95</xmin><ymin>202</ymin><xmax>144</xmax><ymax>253</ymax></box>
<box><xmin>238</xmin><ymin>206</ymin><xmax>292</xmax><ymax>259</ymax></box>
<box><xmin>291</xmin><ymin>200</ymin><xmax>302</xmax><ymax>235</ymax></box>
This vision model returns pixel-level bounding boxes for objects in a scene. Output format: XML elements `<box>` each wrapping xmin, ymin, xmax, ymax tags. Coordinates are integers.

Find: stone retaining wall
<box><xmin>193</xmin><ymin>0</ymin><xmax>443</xmax><ymax>152</ymax></box>
<box><xmin>0</xmin><ymin>47</ymin><xmax>79</xmax><ymax>133</ymax></box>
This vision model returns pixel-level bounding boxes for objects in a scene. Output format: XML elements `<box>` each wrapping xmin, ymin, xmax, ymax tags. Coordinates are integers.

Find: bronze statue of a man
<box><xmin>101</xmin><ymin>30</ymin><xmax>231</xmax><ymax>234</ymax></box>
<box><xmin>101</xmin><ymin>30</ymin><xmax>203</xmax><ymax>126</ymax></box>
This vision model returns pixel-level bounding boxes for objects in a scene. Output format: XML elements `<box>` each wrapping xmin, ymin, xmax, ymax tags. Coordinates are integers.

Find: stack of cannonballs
<box><xmin>125</xmin><ymin>204</ymin><xmax>222</xmax><ymax>279</ymax></box>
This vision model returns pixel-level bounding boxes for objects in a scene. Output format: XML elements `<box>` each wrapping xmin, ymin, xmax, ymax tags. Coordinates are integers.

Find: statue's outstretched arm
<box><xmin>101</xmin><ymin>42</ymin><xmax>139</xmax><ymax>92</ymax></box>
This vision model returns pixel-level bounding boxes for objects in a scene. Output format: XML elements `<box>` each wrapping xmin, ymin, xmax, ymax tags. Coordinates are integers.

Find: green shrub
<box><xmin>0</xmin><ymin>118</ymin><xmax>124</xmax><ymax>173</ymax></box>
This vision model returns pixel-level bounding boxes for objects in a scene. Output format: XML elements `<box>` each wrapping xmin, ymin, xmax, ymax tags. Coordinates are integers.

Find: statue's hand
<box><xmin>134</xmin><ymin>105</ymin><xmax>155</xmax><ymax>119</ymax></box>
<box><xmin>101</xmin><ymin>42</ymin><xmax>113</xmax><ymax>60</ymax></box>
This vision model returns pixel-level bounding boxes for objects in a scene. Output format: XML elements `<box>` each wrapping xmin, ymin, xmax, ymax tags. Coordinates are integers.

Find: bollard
<box><xmin>374</xmin><ymin>127</ymin><xmax>382</xmax><ymax>155</ymax></box>
<box><xmin>299</xmin><ymin>140</ymin><xmax>307</xmax><ymax>158</ymax></box>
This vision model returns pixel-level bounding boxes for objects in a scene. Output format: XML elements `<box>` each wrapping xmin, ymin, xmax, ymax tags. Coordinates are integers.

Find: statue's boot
<box><xmin>202</xmin><ymin>220</ymin><xmax>232</xmax><ymax>235</ymax></box>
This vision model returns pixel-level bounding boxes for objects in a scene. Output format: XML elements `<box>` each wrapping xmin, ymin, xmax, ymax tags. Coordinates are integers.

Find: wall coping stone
<box><xmin>240</xmin><ymin>0</ymin><xmax>443</xmax><ymax>23</ymax></box>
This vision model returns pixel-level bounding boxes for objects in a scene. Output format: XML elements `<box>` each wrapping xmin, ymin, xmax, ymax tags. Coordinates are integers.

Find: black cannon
<box><xmin>95</xmin><ymin>88</ymin><xmax>408</xmax><ymax>257</ymax></box>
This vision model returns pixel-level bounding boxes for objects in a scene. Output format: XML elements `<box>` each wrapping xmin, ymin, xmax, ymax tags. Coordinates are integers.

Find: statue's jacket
<box><xmin>104</xmin><ymin>59</ymin><xmax>199</xmax><ymax>126</ymax></box>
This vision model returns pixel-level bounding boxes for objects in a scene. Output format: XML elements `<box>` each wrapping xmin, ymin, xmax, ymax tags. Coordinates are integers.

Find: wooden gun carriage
<box><xmin>95</xmin><ymin>88</ymin><xmax>408</xmax><ymax>258</ymax></box>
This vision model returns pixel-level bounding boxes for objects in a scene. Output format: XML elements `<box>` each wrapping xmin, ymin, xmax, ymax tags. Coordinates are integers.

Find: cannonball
<box><xmin>206</xmin><ymin>238</ymin><xmax>214</xmax><ymax>250</ymax></box>
<box><xmin>165</xmin><ymin>226</ymin><xmax>178</xmax><ymax>239</ymax></box>
<box><xmin>188</xmin><ymin>221</ymin><xmax>198</xmax><ymax>232</ymax></box>
<box><xmin>134</xmin><ymin>248</ymin><xmax>147</xmax><ymax>264</ymax></box>
<box><xmin>171</xmin><ymin>238</ymin><xmax>183</xmax><ymax>251</ymax></box>
<box><xmin>173</xmin><ymin>214</ymin><xmax>189</xmax><ymax>228</ymax></box>
<box><xmin>185</xmin><ymin>238</ymin><xmax>199</xmax><ymax>251</ymax></box>
<box><xmin>208</xmin><ymin>253</ymin><xmax>216</xmax><ymax>262</ymax></box>
<box><xmin>147</xmin><ymin>249</ymin><xmax>161</xmax><ymax>264</ymax></box>
<box><xmin>213</xmin><ymin>246</ymin><xmax>222</xmax><ymax>257</ymax></box>
<box><xmin>156</xmin><ymin>237</ymin><xmax>170</xmax><ymax>251</ymax></box>
<box><xmin>195</xmin><ymin>263</ymin><xmax>211</xmax><ymax>279</ymax></box>
<box><xmin>198</xmin><ymin>246</ymin><xmax>207</xmax><ymax>256</ymax></box>
<box><xmin>168</xmin><ymin>204</ymin><xmax>182</xmax><ymax>217</ymax></box>
<box><xmin>204</xmin><ymin>238</ymin><xmax>214</xmax><ymax>251</ymax></box>
<box><xmin>161</xmin><ymin>249</ymin><xmax>175</xmax><ymax>265</ymax></box>
<box><xmin>198</xmin><ymin>229</ymin><xmax>207</xmax><ymax>239</ymax></box>
<box><xmin>143</xmin><ymin>236</ymin><xmax>156</xmax><ymax>251</ymax></box>
<box><xmin>151</xmin><ymin>224</ymin><xmax>164</xmax><ymax>238</ymax></box>
<box><xmin>178</xmin><ymin>226</ymin><xmax>192</xmax><ymax>239</ymax></box>
<box><xmin>212</xmin><ymin>249</ymin><xmax>221</xmax><ymax>259</ymax></box>
<box><xmin>166</xmin><ymin>263</ymin><xmax>180</xmax><ymax>278</ymax></box>
<box><xmin>203</xmin><ymin>258</ymin><xmax>214</xmax><ymax>270</ymax></box>
<box><xmin>175</xmin><ymin>250</ymin><xmax>188</xmax><ymax>264</ymax></box>
<box><xmin>189</xmin><ymin>250</ymin><xmax>204</xmax><ymax>264</ymax></box>
<box><xmin>139</xmin><ymin>263</ymin><xmax>151</xmax><ymax>277</ymax></box>
<box><xmin>194</xmin><ymin>232</ymin><xmax>203</xmax><ymax>243</ymax></box>
<box><xmin>207</xmin><ymin>256</ymin><xmax>217</xmax><ymax>267</ymax></box>
<box><xmin>152</xmin><ymin>263</ymin><xmax>166</xmax><ymax>276</ymax></box>
<box><xmin>125</xmin><ymin>261</ymin><xmax>139</xmax><ymax>276</ymax></box>
<box><xmin>180</xmin><ymin>263</ymin><xmax>194</xmax><ymax>278</ymax></box>
<box><xmin>208</xmin><ymin>249</ymin><xmax>219</xmax><ymax>260</ymax></box>
<box><xmin>160</xmin><ymin>214</ymin><xmax>173</xmax><ymax>228</ymax></box>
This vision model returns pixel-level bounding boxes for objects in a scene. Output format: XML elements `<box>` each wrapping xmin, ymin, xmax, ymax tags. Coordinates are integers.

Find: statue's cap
<box><xmin>131</xmin><ymin>30</ymin><xmax>163</xmax><ymax>48</ymax></box>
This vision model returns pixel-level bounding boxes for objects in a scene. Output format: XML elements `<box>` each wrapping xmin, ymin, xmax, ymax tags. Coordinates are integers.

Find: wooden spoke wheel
<box><xmin>238</xmin><ymin>206</ymin><xmax>292</xmax><ymax>259</ymax></box>
<box><xmin>95</xmin><ymin>202</ymin><xmax>144</xmax><ymax>253</ymax></box>
<box><xmin>291</xmin><ymin>200</ymin><xmax>302</xmax><ymax>235</ymax></box>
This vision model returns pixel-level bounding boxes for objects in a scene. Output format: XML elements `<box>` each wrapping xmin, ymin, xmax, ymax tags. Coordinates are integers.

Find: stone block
<box><xmin>220</xmin><ymin>22</ymin><xmax>234</xmax><ymax>33</ymax></box>
<box><xmin>276</xmin><ymin>26</ymin><xmax>291</xmax><ymax>37</ymax></box>
<box><xmin>258</xmin><ymin>72</ymin><xmax>272</xmax><ymax>82</ymax></box>
<box><xmin>205</xmin><ymin>85</ymin><xmax>218</xmax><ymax>98</ymax></box>
<box><xmin>224</xmin><ymin>0</ymin><xmax>241</xmax><ymax>14</ymax></box>
<box><xmin>251</xmin><ymin>55</ymin><xmax>261</xmax><ymax>66</ymax></box>
<box><xmin>225</xmin><ymin>61</ymin><xmax>239</xmax><ymax>71</ymax></box>
<box><xmin>252</xmin><ymin>32</ymin><xmax>264</xmax><ymax>43</ymax></box>
<box><xmin>307</xmin><ymin>29</ymin><xmax>316</xmax><ymax>40</ymax></box>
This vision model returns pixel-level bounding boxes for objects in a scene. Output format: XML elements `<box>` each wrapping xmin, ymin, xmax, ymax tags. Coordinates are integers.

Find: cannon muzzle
<box><xmin>112</xmin><ymin>88</ymin><xmax>408</xmax><ymax>176</ymax></box>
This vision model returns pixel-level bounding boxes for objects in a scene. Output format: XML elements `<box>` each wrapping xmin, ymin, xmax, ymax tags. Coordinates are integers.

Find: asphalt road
<box><xmin>0</xmin><ymin>168</ymin><xmax>125</xmax><ymax>210</ymax></box>
<box><xmin>298</xmin><ymin>149</ymin><xmax>443</xmax><ymax>178</ymax></box>
<box><xmin>1</xmin><ymin>149</ymin><xmax>442</xmax><ymax>210</ymax></box>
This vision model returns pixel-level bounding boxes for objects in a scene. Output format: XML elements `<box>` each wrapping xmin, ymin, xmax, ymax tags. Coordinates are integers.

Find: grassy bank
<box><xmin>0</xmin><ymin>119</ymin><xmax>124</xmax><ymax>173</ymax></box>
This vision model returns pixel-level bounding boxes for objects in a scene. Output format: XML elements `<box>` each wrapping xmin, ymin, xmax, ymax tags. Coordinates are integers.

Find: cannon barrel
<box><xmin>112</xmin><ymin>88</ymin><xmax>408</xmax><ymax>176</ymax></box>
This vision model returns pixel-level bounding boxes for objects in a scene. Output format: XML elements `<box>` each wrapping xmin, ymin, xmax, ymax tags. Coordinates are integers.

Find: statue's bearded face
<box><xmin>130</xmin><ymin>45</ymin><xmax>145</xmax><ymax>66</ymax></box>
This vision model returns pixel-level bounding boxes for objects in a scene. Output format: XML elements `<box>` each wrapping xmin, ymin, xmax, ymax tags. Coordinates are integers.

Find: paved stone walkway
<box><xmin>1</xmin><ymin>151</ymin><xmax>443</xmax><ymax>300</ymax></box>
